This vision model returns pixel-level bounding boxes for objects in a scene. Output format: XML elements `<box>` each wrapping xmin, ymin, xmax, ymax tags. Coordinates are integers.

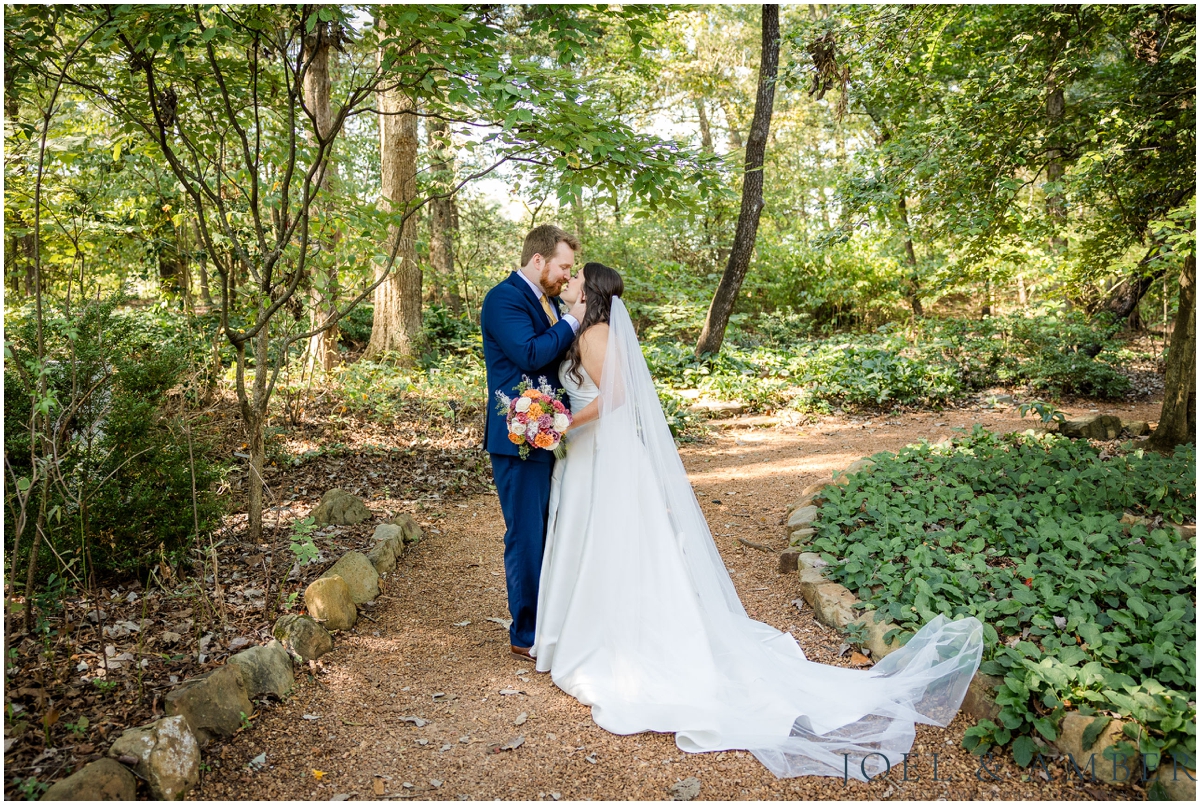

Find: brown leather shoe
<box><xmin>510</xmin><ymin>645</ymin><xmax>535</xmax><ymax>662</ymax></box>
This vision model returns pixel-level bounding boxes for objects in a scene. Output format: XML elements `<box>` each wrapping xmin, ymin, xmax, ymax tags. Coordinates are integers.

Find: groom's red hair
<box><xmin>521</xmin><ymin>224</ymin><xmax>580</xmax><ymax>267</ymax></box>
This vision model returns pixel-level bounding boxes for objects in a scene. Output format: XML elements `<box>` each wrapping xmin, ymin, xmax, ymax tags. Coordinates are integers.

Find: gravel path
<box><xmin>191</xmin><ymin>399</ymin><xmax>1158</xmax><ymax>801</ymax></box>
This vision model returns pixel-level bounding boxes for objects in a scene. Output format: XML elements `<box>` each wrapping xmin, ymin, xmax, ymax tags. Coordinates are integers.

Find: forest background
<box><xmin>1</xmin><ymin>4</ymin><xmax>1196</xmax><ymax>797</ymax></box>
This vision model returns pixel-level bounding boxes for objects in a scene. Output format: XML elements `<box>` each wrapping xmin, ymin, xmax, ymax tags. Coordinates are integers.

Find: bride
<box><xmin>532</xmin><ymin>262</ymin><xmax>983</xmax><ymax>781</ymax></box>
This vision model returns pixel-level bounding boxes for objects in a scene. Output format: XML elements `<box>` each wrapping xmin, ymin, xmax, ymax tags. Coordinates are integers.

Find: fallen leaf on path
<box><xmin>836</xmin><ymin>642</ymin><xmax>851</xmax><ymax>658</ymax></box>
<box><xmin>514</xmin><ymin>712</ymin><xmax>527</xmax><ymax>726</ymax></box>
<box><xmin>373</xmin><ymin>778</ymin><xmax>385</xmax><ymax>796</ymax></box>
<box><xmin>398</xmin><ymin>716</ymin><xmax>428</xmax><ymax>727</ymax></box>
<box><xmin>312</xmin><ymin>769</ymin><xmax>326</xmax><ymax>780</ymax></box>
<box><xmin>485</xmin><ymin>617</ymin><xmax>513</xmax><ymax>630</ymax></box>
<box><xmin>792</xmin><ymin>598</ymin><xmax>804</xmax><ymax>613</ymax></box>
<box><xmin>849</xmin><ymin>651</ymin><xmax>873</xmax><ymax>667</ymax></box>
<box><xmin>452</xmin><ymin>621</ymin><xmax>471</xmax><ymax>627</ymax></box>
<box><xmin>247</xmin><ymin>752</ymin><xmax>267</xmax><ymax>770</ymax></box>
<box><xmin>498</xmin><ymin>688</ymin><xmax>524</xmax><ymax>696</ymax></box>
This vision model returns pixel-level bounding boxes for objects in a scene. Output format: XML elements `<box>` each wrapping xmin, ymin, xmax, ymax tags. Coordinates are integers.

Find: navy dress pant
<box><xmin>490</xmin><ymin>453</ymin><xmax>554</xmax><ymax>649</ymax></box>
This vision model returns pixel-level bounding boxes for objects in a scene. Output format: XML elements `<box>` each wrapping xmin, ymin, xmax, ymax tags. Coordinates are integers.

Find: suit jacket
<box><xmin>480</xmin><ymin>272</ymin><xmax>576</xmax><ymax>459</ymax></box>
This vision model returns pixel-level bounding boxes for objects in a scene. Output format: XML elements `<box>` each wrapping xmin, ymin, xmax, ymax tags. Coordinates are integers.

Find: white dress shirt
<box><xmin>515</xmin><ymin>270</ymin><xmax>580</xmax><ymax>332</ymax></box>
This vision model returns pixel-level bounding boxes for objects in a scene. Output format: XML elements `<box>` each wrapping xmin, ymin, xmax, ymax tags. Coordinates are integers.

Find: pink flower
<box><xmin>538</xmin><ymin>414</ymin><xmax>553</xmax><ymax>430</ymax></box>
<box><xmin>552</xmin><ymin>399</ymin><xmax>566</xmax><ymax>413</ymax></box>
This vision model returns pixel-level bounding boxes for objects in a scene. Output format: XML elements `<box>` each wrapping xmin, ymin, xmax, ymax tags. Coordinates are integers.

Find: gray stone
<box><xmin>42</xmin><ymin>758</ymin><xmax>138</xmax><ymax>801</ymax></box>
<box><xmin>1173</xmin><ymin>523</ymin><xmax>1197</xmax><ymax>541</ymax></box>
<box><xmin>1060</xmin><ymin>414</ymin><xmax>1122</xmax><ymax>441</ymax></box>
<box><xmin>228</xmin><ymin>640</ymin><xmax>294</xmax><ymax>699</ymax></box>
<box><xmin>960</xmin><ymin>673</ymin><xmax>1003</xmax><ymax>722</ymax></box>
<box><xmin>304</xmin><ymin>576</ymin><xmax>357</xmax><ymax>631</ymax></box>
<box><xmin>789</xmin><ymin>528</ymin><xmax>816</xmax><ymax>547</ymax></box>
<box><xmin>385</xmin><ymin>514</ymin><xmax>423</xmax><ymax>545</ymax></box>
<box><xmin>800</xmin><ymin>480</ymin><xmax>831</xmax><ymax>499</ymax></box>
<box><xmin>42</xmin><ymin>758</ymin><xmax>137</xmax><ymax>801</ymax></box>
<box><xmin>844</xmin><ymin>457</ymin><xmax>877</xmax><ymax>474</ymax></box>
<box><xmin>854</xmin><ymin>613</ymin><xmax>907</xmax><ymax>660</ymax></box>
<box><xmin>795</xmin><ymin>554</ymin><xmax>829</xmax><ymax>600</ymax></box>
<box><xmin>778</xmin><ymin>549</ymin><xmax>800</xmax><ymax>574</ymax></box>
<box><xmin>1053</xmin><ymin>713</ymin><xmax>1137</xmax><ymax>786</ymax></box>
<box><xmin>669</xmin><ymin>776</ymin><xmax>701</xmax><ymax>801</ymax></box>
<box><xmin>366</xmin><ymin>538</ymin><xmax>397</xmax><ymax>575</ymax></box>
<box><xmin>688</xmin><ymin>399</ymin><xmax>745</xmax><ymax>417</ymax></box>
<box><xmin>808</xmin><ymin>583</ymin><xmax>860</xmax><ymax>629</ymax></box>
<box><xmin>1124</xmin><ymin>420</ymin><xmax>1150</xmax><ymax>437</ymax></box>
<box><xmin>786</xmin><ymin>505</ymin><xmax>819</xmax><ymax>529</ymax></box>
<box><xmin>312</xmin><ymin>488</ymin><xmax>372</xmax><ymax>526</ymax></box>
<box><xmin>163</xmin><ymin>664</ymin><xmax>254</xmax><ymax>749</ymax></box>
<box><xmin>1148</xmin><ymin>761</ymin><xmax>1197</xmax><ymax>801</ymax></box>
<box><xmin>106</xmin><ymin>716</ymin><xmax>199</xmax><ymax>800</ymax></box>
<box><xmin>372</xmin><ymin>522</ymin><xmax>406</xmax><ymax>561</ymax></box>
<box><xmin>320</xmin><ymin>552</ymin><xmax>380</xmax><ymax>605</ymax></box>
<box><xmin>272</xmin><ymin>614</ymin><xmax>332</xmax><ymax>661</ymax></box>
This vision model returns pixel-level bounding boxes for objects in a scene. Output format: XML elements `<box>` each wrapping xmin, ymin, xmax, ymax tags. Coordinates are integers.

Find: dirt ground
<box><xmin>188</xmin><ymin>396</ymin><xmax>1165</xmax><ymax>802</ymax></box>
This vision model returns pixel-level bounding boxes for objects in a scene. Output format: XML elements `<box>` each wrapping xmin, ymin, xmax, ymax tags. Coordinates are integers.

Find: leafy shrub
<box><xmin>914</xmin><ymin>310</ymin><xmax>1131</xmax><ymax>398</ymax></box>
<box><xmin>337</xmin><ymin>302</ymin><xmax>374</xmax><ymax>349</ymax></box>
<box><xmin>4</xmin><ymin>296</ymin><xmax>224</xmax><ymax>580</ymax></box>
<box><xmin>810</xmin><ymin>427</ymin><xmax>1196</xmax><ymax>767</ymax></box>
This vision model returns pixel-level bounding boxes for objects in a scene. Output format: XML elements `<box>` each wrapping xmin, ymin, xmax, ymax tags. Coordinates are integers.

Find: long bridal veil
<box><xmin>587</xmin><ymin>297</ymin><xmax>983</xmax><ymax>780</ymax></box>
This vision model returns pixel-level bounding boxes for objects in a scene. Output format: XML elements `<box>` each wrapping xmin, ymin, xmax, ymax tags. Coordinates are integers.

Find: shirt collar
<box><xmin>514</xmin><ymin>269</ymin><xmax>547</xmax><ymax>300</ymax></box>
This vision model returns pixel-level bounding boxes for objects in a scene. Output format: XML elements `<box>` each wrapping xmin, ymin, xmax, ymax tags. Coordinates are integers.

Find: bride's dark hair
<box><xmin>565</xmin><ymin>262</ymin><xmax>624</xmax><ymax>384</ymax></box>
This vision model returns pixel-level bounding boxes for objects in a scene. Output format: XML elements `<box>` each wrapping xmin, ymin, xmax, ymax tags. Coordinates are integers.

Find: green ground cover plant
<box><xmin>809</xmin><ymin>428</ymin><xmax>1196</xmax><ymax>770</ymax></box>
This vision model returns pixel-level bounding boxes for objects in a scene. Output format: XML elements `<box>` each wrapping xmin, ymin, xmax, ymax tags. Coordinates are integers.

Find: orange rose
<box><xmin>521</xmin><ymin>389</ymin><xmax>541</xmax><ymax>398</ymax></box>
<box><xmin>508</xmin><ymin>432</ymin><xmax>525</xmax><ymax>444</ymax></box>
<box><xmin>533</xmin><ymin>432</ymin><xmax>554</xmax><ymax>449</ymax></box>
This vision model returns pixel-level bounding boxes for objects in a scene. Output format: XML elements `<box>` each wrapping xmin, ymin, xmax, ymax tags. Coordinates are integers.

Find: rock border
<box><xmin>44</xmin><ymin>494</ymin><xmax>423</xmax><ymax>802</ymax></box>
<box><xmin>780</xmin><ymin>447</ymin><xmax>1195</xmax><ymax>801</ymax></box>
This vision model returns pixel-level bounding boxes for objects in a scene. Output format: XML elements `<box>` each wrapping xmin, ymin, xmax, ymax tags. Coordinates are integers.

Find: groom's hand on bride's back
<box><xmin>568</xmin><ymin>297</ymin><xmax>586</xmax><ymax>324</ymax></box>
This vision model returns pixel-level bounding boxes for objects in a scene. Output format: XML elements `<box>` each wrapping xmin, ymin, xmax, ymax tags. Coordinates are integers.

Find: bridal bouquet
<box><xmin>496</xmin><ymin>376</ymin><xmax>572</xmax><ymax>459</ymax></box>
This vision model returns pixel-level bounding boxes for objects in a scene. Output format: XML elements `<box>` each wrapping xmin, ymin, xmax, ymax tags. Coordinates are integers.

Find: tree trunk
<box><xmin>243</xmin><ymin>322</ymin><xmax>270</xmax><ymax>542</ymax></box>
<box><xmin>368</xmin><ymin>41</ymin><xmax>421</xmax><ymax>360</ymax></box>
<box><xmin>1148</xmin><ymin>254</ymin><xmax>1196</xmax><ymax>450</ymax></box>
<box><xmin>898</xmin><ymin>196</ymin><xmax>923</xmax><ymax>318</ymax></box>
<box><xmin>302</xmin><ymin>23</ymin><xmax>339</xmax><ymax>373</ymax></box>
<box><xmin>696</xmin><ymin>98</ymin><xmax>713</xmax><ymax>152</ymax></box>
<box><xmin>695</xmin><ymin>5</ymin><xmax>779</xmax><ymax>358</ymax></box>
<box><xmin>428</xmin><ymin>118</ymin><xmax>461</xmax><ymax>313</ymax></box>
<box><xmin>194</xmin><ymin>219</ymin><xmax>214</xmax><ymax>308</ymax></box>
<box><xmin>22</xmin><ymin>233</ymin><xmax>35</xmax><ymax>296</ymax></box>
<box><xmin>1104</xmin><ymin>247</ymin><xmax>1165</xmax><ymax>320</ymax></box>
<box><xmin>720</xmin><ymin>98</ymin><xmax>744</xmax><ymax>151</ymax></box>
<box><xmin>1046</xmin><ymin>78</ymin><xmax>1067</xmax><ymax>255</ymax></box>
<box><xmin>1017</xmin><ymin>273</ymin><xmax>1027</xmax><ymax>306</ymax></box>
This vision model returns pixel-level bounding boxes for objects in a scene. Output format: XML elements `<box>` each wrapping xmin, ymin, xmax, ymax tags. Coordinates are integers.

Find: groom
<box><xmin>480</xmin><ymin>224</ymin><xmax>585</xmax><ymax>660</ymax></box>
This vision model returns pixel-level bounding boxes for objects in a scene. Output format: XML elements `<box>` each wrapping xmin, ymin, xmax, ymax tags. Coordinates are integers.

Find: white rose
<box><xmin>552</xmin><ymin>413</ymin><xmax>569</xmax><ymax>432</ymax></box>
<box><xmin>509</xmin><ymin>420</ymin><xmax>525</xmax><ymax>435</ymax></box>
<box><xmin>515</xmin><ymin>397</ymin><xmax>532</xmax><ymax>413</ymax></box>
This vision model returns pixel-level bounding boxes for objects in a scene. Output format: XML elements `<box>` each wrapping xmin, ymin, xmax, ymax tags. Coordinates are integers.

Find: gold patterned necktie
<box><xmin>539</xmin><ymin>294</ymin><xmax>559</xmax><ymax>324</ymax></box>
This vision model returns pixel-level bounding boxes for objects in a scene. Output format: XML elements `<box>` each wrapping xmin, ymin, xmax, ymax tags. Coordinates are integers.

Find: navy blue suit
<box><xmin>480</xmin><ymin>272</ymin><xmax>576</xmax><ymax>648</ymax></box>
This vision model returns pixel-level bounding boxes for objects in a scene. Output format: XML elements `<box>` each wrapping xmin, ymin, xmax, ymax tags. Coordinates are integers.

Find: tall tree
<box><xmin>428</xmin><ymin>118</ymin><xmax>461</xmax><ymax>313</ymax></box>
<box><xmin>301</xmin><ymin>13</ymin><xmax>341</xmax><ymax>374</ymax></box>
<box><xmin>366</xmin><ymin>27</ymin><xmax>420</xmax><ymax>360</ymax></box>
<box><xmin>695</xmin><ymin>4</ymin><xmax>779</xmax><ymax>357</ymax></box>
<box><xmin>1148</xmin><ymin>253</ymin><xmax>1196</xmax><ymax>449</ymax></box>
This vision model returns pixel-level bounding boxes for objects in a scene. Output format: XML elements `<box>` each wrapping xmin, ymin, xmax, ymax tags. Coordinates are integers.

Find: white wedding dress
<box><xmin>532</xmin><ymin>298</ymin><xmax>983</xmax><ymax>780</ymax></box>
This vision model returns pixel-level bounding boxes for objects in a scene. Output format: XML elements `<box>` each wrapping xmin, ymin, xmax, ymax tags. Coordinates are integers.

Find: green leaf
<box><xmin>1012</xmin><ymin>735</ymin><xmax>1038</xmax><ymax>767</ymax></box>
<box><xmin>1081</xmin><ymin>716</ymin><xmax>1112</xmax><ymax>751</ymax></box>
